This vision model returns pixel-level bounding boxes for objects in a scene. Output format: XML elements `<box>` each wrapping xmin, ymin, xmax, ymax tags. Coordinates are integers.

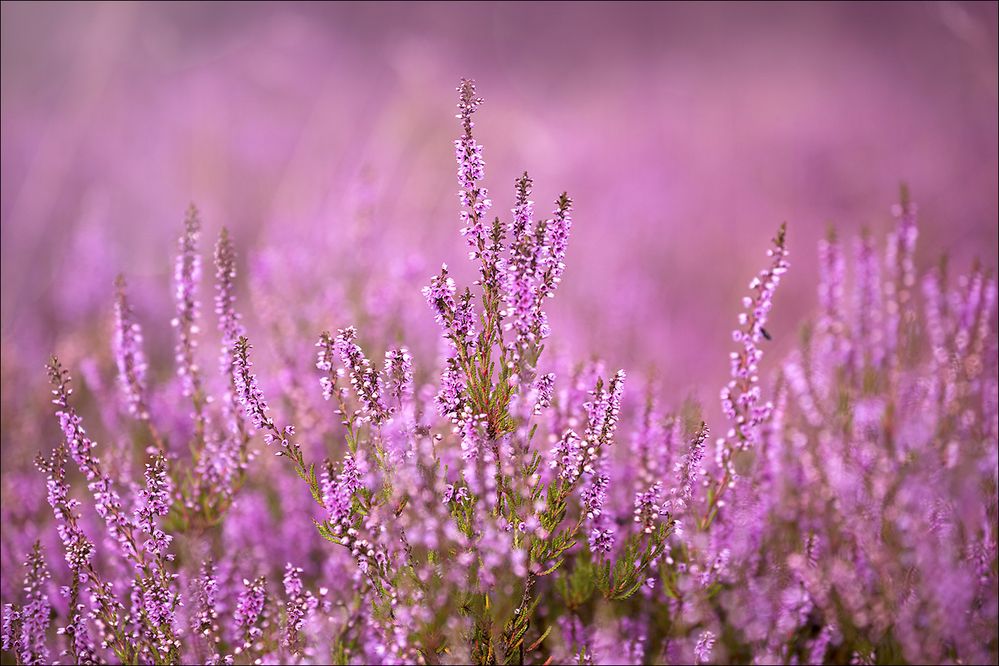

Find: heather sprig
<box><xmin>46</xmin><ymin>357</ymin><xmax>181</xmax><ymax>663</ymax></box>
<box><xmin>113</xmin><ymin>274</ymin><xmax>151</xmax><ymax>420</ymax></box>
<box><xmin>113</xmin><ymin>274</ymin><xmax>168</xmax><ymax>455</ymax></box>
<box><xmin>173</xmin><ymin>204</ymin><xmax>206</xmax><ymax>428</ymax></box>
<box><xmin>1</xmin><ymin>542</ymin><xmax>51</xmax><ymax>666</ymax></box>
<box><xmin>703</xmin><ymin>223</ymin><xmax>789</xmax><ymax>529</ymax></box>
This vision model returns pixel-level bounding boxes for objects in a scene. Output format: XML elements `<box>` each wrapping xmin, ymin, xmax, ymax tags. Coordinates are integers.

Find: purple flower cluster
<box><xmin>1</xmin><ymin>543</ymin><xmax>51</xmax><ymax>665</ymax></box>
<box><xmin>1</xmin><ymin>80</ymin><xmax>995</xmax><ymax>666</ymax></box>
<box><xmin>334</xmin><ymin>327</ymin><xmax>389</xmax><ymax>425</ymax></box>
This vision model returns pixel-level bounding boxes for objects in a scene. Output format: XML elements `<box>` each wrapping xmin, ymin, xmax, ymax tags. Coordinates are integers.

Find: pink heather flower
<box><xmin>60</xmin><ymin>579</ymin><xmax>100</xmax><ymax>665</ymax></box>
<box><xmin>667</xmin><ymin>424</ymin><xmax>708</xmax><ymax>515</ymax></box>
<box><xmin>551</xmin><ymin>429</ymin><xmax>585</xmax><ymax>484</ymax></box>
<box><xmin>817</xmin><ymin>229</ymin><xmax>848</xmax><ymax>364</ymax></box>
<box><xmin>884</xmin><ymin>189</ymin><xmax>918</xmax><ymax>366</ymax></box>
<box><xmin>113</xmin><ymin>274</ymin><xmax>150</xmax><ymax>419</ymax></box>
<box><xmin>852</xmin><ymin>230</ymin><xmax>883</xmax><ymax>370</ymax></box>
<box><xmin>539</xmin><ymin>193</ymin><xmax>573</xmax><ymax>299</ymax></box>
<box><xmin>214</xmin><ymin>227</ymin><xmax>245</xmax><ymax>370</ymax></box>
<box><xmin>139</xmin><ymin>576</ymin><xmax>180</xmax><ymax>657</ymax></box>
<box><xmin>1</xmin><ymin>605</ymin><xmax>18</xmax><ymax>657</ymax></box>
<box><xmin>694</xmin><ymin>630</ymin><xmax>716</xmax><ymax>664</ymax></box>
<box><xmin>633</xmin><ymin>482</ymin><xmax>664</xmax><ymax>534</ymax></box>
<box><xmin>320</xmin><ymin>454</ymin><xmax>388</xmax><ymax>577</ymax></box>
<box><xmin>192</xmin><ymin>560</ymin><xmax>220</xmax><ymax>640</ymax></box>
<box><xmin>134</xmin><ymin>454</ymin><xmax>174</xmax><ymax>559</ymax></box>
<box><xmin>234</xmin><ymin>576</ymin><xmax>267</xmax><ymax>649</ymax></box>
<box><xmin>194</xmin><ymin>427</ymin><xmax>243</xmax><ymax>507</ymax></box>
<box><xmin>581</xmin><ymin>370</ymin><xmax>626</xmax><ymax>473</ymax></box>
<box><xmin>423</xmin><ymin>263</ymin><xmax>457</xmax><ymax>333</ymax></box>
<box><xmin>455</xmin><ymin>79</ymin><xmax>492</xmax><ymax>256</ymax></box>
<box><xmin>2</xmin><ymin>543</ymin><xmax>51</xmax><ymax>665</ymax></box>
<box><xmin>435</xmin><ymin>362</ymin><xmax>466</xmax><ymax>422</ymax></box>
<box><xmin>214</xmin><ymin>227</ymin><xmax>249</xmax><ymax>457</ymax></box>
<box><xmin>334</xmin><ymin>326</ymin><xmax>388</xmax><ymax>424</ymax></box>
<box><xmin>35</xmin><ymin>443</ymin><xmax>94</xmax><ymax>574</ymax></box>
<box><xmin>172</xmin><ymin>205</ymin><xmax>204</xmax><ymax>402</ymax></box>
<box><xmin>383</xmin><ymin>348</ymin><xmax>414</xmax><ymax>406</ymax></box>
<box><xmin>533</xmin><ymin>372</ymin><xmax>555</xmax><ymax>415</ymax></box>
<box><xmin>588</xmin><ymin>527</ymin><xmax>615</xmax><ymax>555</ymax></box>
<box><xmin>524</xmin><ymin>193</ymin><xmax>575</xmax><ymax>342</ymax></box>
<box><xmin>282</xmin><ymin>564</ymin><xmax>316</xmax><ymax>651</ymax></box>
<box><xmin>232</xmin><ymin>336</ymin><xmax>273</xmax><ymax>433</ymax></box>
<box><xmin>720</xmin><ymin>225</ymin><xmax>789</xmax><ymax>452</ymax></box>
<box><xmin>581</xmin><ymin>470</ymin><xmax>609</xmax><ymax>521</ymax></box>
<box><xmin>453</xmin><ymin>288</ymin><xmax>478</xmax><ymax>347</ymax></box>
<box><xmin>322</xmin><ymin>453</ymin><xmax>361</xmax><ymax>528</ymax></box>
<box><xmin>442</xmin><ymin>483</ymin><xmax>470</xmax><ymax>505</ymax></box>
<box><xmin>49</xmin><ymin>361</ymin><xmax>138</xmax><ymax>560</ymax></box>
<box><xmin>315</xmin><ymin>330</ymin><xmax>341</xmax><ymax>403</ymax></box>
<box><xmin>503</xmin><ymin>173</ymin><xmax>539</xmax><ymax>342</ymax></box>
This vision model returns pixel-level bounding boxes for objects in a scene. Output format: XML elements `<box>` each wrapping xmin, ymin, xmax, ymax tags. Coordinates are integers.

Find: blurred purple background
<box><xmin>2</xmin><ymin>1</ymin><xmax>997</xmax><ymax>409</ymax></box>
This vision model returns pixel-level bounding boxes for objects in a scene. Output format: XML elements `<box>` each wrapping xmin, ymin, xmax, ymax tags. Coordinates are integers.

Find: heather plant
<box><xmin>1</xmin><ymin>80</ymin><xmax>997</xmax><ymax>666</ymax></box>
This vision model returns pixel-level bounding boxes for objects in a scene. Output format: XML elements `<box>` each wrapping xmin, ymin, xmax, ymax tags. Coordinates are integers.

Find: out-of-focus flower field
<box><xmin>1</xmin><ymin>3</ymin><xmax>997</xmax><ymax>665</ymax></box>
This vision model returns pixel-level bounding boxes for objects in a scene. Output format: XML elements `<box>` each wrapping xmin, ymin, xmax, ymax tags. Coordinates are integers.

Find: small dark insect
<box><xmin>760</xmin><ymin>327</ymin><xmax>773</xmax><ymax>341</ymax></box>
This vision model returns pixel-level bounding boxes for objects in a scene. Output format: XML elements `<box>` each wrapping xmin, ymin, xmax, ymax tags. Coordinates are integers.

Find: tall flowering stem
<box><xmin>456</xmin><ymin>78</ymin><xmax>494</xmax><ymax>284</ymax></box>
<box><xmin>233</xmin><ymin>336</ymin><xmax>322</xmax><ymax>506</ymax></box>
<box><xmin>1</xmin><ymin>542</ymin><xmax>51</xmax><ymax>665</ymax></box>
<box><xmin>215</xmin><ymin>227</ymin><xmax>250</xmax><ymax>461</ymax></box>
<box><xmin>316</xmin><ymin>330</ymin><xmax>362</xmax><ymax>453</ymax></box>
<box><xmin>47</xmin><ymin>357</ymin><xmax>181</xmax><ymax>663</ymax></box>
<box><xmin>172</xmin><ymin>204</ymin><xmax>207</xmax><ymax>437</ymax></box>
<box><xmin>703</xmin><ymin>224</ymin><xmax>789</xmax><ymax>529</ymax></box>
<box><xmin>817</xmin><ymin>228</ymin><xmax>848</xmax><ymax>367</ymax></box>
<box><xmin>114</xmin><ymin>275</ymin><xmax>165</xmax><ymax>452</ymax></box>
<box><xmin>529</xmin><ymin>192</ymin><xmax>573</xmax><ymax>347</ymax></box>
<box><xmin>34</xmin><ymin>392</ymin><xmax>130</xmax><ymax>662</ymax></box>
<box><xmin>334</xmin><ymin>326</ymin><xmax>389</xmax><ymax>425</ymax></box>
<box><xmin>504</xmin><ymin>173</ymin><xmax>538</xmax><ymax>346</ymax></box>
<box><xmin>884</xmin><ymin>185</ymin><xmax>918</xmax><ymax>375</ymax></box>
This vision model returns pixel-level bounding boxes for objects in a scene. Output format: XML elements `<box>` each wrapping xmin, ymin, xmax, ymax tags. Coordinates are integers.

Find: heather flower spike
<box><xmin>173</xmin><ymin>204</ymin><xmax>206</xmax><ymax>427</ymax></box>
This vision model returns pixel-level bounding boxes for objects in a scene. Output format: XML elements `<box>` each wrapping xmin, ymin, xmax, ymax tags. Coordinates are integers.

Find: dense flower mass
<box><xmin>1</xmin><ymin>79</ymin><xmax>996</xmax><ymax>666</ymax></box>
